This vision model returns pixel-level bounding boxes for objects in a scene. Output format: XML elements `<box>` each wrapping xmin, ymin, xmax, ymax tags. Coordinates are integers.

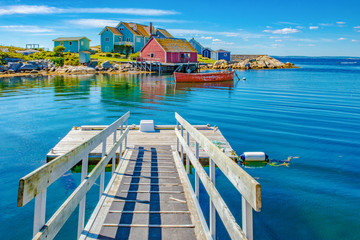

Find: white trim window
<box><xmin>81</xmin><ymin>41</ymin><xmax>84</xmax><ymax>46</ymax></box>
<box><xmin>119</xmin><ymin>27</ymin><xmax>124</xmax><ymax>31</ymax></box>
<box><xmin>136</xmin><ymin>38</ymin><xmax>141</xmax><ymax>43</ymax></box>
<box><xmin>105</xmin><ymin>37</ymin><xmax>110</xmax><ymax>42</ymax></box>
<box><xmin>224</xmin><ymin>53</ymin><xmax>227</xmax><ymax>56</ymax></box>
<box><xmin>126</xmin><ymin>37</ymin><xmax>131</xmax><ymax>42</ymax></box>
<box><xmin>150</xmin><ymin>53</ymin><xmax>155</xmax><ymax>58</ymax></box>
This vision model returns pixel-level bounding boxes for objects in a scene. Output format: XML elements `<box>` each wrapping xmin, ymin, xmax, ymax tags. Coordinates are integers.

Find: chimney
<box><xmin>150</xmin><ymin>22</ymin><xmax>153</xmax><ymax>36</ymax></box>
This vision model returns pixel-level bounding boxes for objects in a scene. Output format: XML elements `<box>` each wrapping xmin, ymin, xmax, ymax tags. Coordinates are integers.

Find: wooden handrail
<box><xmin>175</xmin><ymin>112</ymin><xmax>261</xmax><ymax>211</ymax></box>
<box><xmin>33</xmin><ymin>127</ymin><xmax>129</xmax><ymax>240</ymax></box>
<box><xmin>17</xmin><ymin>111</ymin><xmax>130</xmax><ymax>207</ymax></box>
<box><xmin>175</xmin><ymin>128</ymin><xmax>247</xmax><ymax>240</ymax></box>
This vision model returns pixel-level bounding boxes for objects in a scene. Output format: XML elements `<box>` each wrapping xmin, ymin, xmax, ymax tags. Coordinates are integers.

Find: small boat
<box><xmin>174</xmin><ymin>70</ymin><xmax>235</xmax><ymax>83</ymax></box>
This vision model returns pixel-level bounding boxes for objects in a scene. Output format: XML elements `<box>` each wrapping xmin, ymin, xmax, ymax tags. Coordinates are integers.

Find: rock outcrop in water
<box><xmin>203</xmin><ymin>55</ymin><xmax>296</xmax><ymax>70</ymax></box>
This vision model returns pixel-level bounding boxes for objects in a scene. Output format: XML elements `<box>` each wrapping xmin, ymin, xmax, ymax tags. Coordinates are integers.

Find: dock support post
<box><xmin>181</xmin><ymin>125</ymin><xmax>184</xmax><ymax>164</ymax></box>
<box><xmin>125</xmin><ymin>119</ymin><xmax>128</xmax><ymax>149</ymax></box>
<box><xmin>186</xmin><ymin>132</ymin><xmax>190</xmax><ymax>174</ymax></box>
<box><xmin>78</xmin><ymin>154</ymin><xmax>88</xmax><ymax>238</ymax></box>
<box><xmin>100</xmin><ymin>139</ymin><xmax>106</xmax><ymax>198</ymax></box>
<box><xmin>210</xmin><ymin>158</ymin><xmax>216</xmax><ymax>239</ymax></box>
<box><xmin>33</xmin><ymin>189</ymin><xmax>47</xmax><ymax>237</ymax></box>
<box><xmin>176</xmin><ymin>121</ymin><xmax>179</xmax><ymax>152</ymax></box>
<box><xmin>195</xmin><ymin>142</ymin><xmax>199</xmax><ymax>200</ymax></box>
<box><xmin>242</xmin><ymin>197</ymin><xmax>253</xmax><ymax>240</ymax></box>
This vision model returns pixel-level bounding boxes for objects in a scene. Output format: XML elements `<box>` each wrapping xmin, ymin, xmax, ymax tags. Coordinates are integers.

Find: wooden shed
<box><xmin>140</xmin><ymin>37</ymin><xmax>197</xmax><ymax>63</ymax></box>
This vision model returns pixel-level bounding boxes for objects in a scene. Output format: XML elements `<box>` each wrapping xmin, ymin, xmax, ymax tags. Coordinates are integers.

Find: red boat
<box><xmin>174</xmin><ymin>70</ymin><xmax>235</xmax><ymax>83</ymax></box>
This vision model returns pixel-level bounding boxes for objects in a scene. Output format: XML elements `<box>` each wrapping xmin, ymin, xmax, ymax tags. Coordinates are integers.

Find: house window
<box><xmin>182</xmin><ymin>53</ymin><xmax>190</xmax><ymax>58</ymax></box>
<box><xmin>69</xmin><ymin>42</ymin><xmax>72</xmax><ymax>46</ymax></box>
<box><xmin>150</xmin><ymin>53</ymin><xmax>155</xmax><ymax>58</ymax></box>
<box><xmin>119</xmin><ymin>37</ymin><xmax>122</xmax><ymax>41</ymax></box>
<box><xmin>136</xmin><ymin>38</ymin><xmax>141</xmax><ymax>43</ymax></box>
<box><xmin>105</xmin><ymin>37</ymin><xmax>109</xmax><ymax>42</ymax></box>
<box><xmin>126</xmin><ymin>37</ymin><xmax>130</xmax><ymax>42</ymax></box>
<box><xmin>81</xmin><ymin>41</ymin><xmax>84</xmax><ymax>46</ymax></box>
<box><xmin>119</xmin><ymin>27</ymin><xmax>124</xmax><ymax>31</ymax></box>
<box><xmin>224</xmin><ymin>53</ymin><xmax>227</xmax><ymax>56</ymax></box>
<box><xmin>106</xmin><ymin>29</ymin><xmax>108</xmax><ymax>32</ymax></box>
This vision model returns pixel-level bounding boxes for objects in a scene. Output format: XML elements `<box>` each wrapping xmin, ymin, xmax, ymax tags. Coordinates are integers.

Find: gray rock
<box><xmin>0</xmin><ymin>65</ymin><xmax>9</xmax><ymax>72</ymax></box>
<box><xmin>8</xmin><ymin>62</ymin><xmax>23</xmax><ymax>72</ymax></box>
<box><xmin>19</xmin><ymin>63</ymin><xmax>37</xmax><ymax>71</ymax></box>
<box><xmin>30</xmin><ymin>70</ymin><xmax>38</xmax><ymax>73</ymax></box>
<box><xmin>7</xmin><ymin>69</ymin><xmax>15</xmax><ymax>74</ymax></box>
<box><xmin>101</xmin><ymin>61</ymin><xmax>112</xmax><ymax>70</ymax></box>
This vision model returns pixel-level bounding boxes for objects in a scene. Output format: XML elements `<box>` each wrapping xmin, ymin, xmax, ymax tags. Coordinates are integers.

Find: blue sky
<box><xmin>0</xmin><ymin>0</ymin><xmax>359</xmax><ymax>56</ymax></box>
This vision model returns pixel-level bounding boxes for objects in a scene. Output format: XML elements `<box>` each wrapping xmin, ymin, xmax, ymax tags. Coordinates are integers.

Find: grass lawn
<box><xmin>197</xmin><ymin>54</ymin><xmax>216</xmax><ymax>64</ymax></box>
<box><xmin>91</xmin><ymin>53</ymin><xmax>135</xmax><ymax>63</ymax></box>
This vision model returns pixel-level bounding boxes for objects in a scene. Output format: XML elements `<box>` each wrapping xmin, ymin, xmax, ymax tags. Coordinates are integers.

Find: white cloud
<box><xmin>201</xmin><ymin>36</ymin><xmax>213</xmax><ymax>40</ymax></box>
<box><xmin>319</xmin><ymin>23</ymin><xmax>333</xmax><ymax>27</ymax></box>
<box><xmin>0</xmin><ymin>25</ymin><xmax>53</xmax><ymax>33</ymax></box>
<box><xmin>263</xmin><ymin>27</ymin><xmax>300</xmax><ymax>34</ymax></box>
<box><xmin>298</xmin><ymin>44</ymin><xmax>316</xmax><ymax>47</ymax></box>
<box><xmin>271</xmin><ymin>44</ymin><xmax>284</xmax><ymax>48</ymax></box>
<box><xmin>275</xmin><ymin>39</ymin><xmax>282</xmax><ymax>42</ymax></box>
<box><xmin>338</xmin><ymin>38</ymin><xmax>346</xmax><ymax>40</ymax></box>
<box><xmin>336</xmin><ymin>22</ymin><xmax>346</xmax><ymax>24</ymax></box>
<box><xmin>354</xmin><ymin>26</ymin><xmax>360</xmax><ymax>29</ymax></box>
<box><xmin>212</xmin><ymin>38</ymin><xmax>221</xmax><ymax>42</ymax></box>
<box><xmin>351</xmin><ymin>39</ymin><xmax>358</xmax><ymax>42</ymax></box>
<box><xmin>309</xmin><ymin>26</ymin><xmax>319</xmax><ymax>30</ymax></box>
<box><xmin>67</xmin><ymin>19</ymin><xmax>119</xmax><ymax>28</ymax></box>
<box><xmin>0</xmin><ymin>5</ymin><xmax>179</xmax><ymax>16</ymax></box>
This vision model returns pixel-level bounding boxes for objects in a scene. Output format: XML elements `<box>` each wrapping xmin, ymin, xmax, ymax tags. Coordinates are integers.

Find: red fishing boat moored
<box><xmin>174</xmin><ymin>70</ymin><xmax>235</xmax><ymax>82</ymax></box>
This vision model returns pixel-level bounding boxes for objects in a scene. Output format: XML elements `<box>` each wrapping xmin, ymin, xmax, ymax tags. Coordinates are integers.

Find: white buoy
<box><xmin>242</xmin><ymin>77</ymin><xmax>246</xmax><ymax>80</ymax></box>
<box><xmin>240</xmin><ymin>152</ymin><xmax>268</xmax><ymax>161</ymax></box>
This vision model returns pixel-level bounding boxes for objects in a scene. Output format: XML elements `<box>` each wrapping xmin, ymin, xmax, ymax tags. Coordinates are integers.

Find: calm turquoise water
<box><xmin>0</xmin><ymin>57</ymin><xmax>359</xmax><ymax>240</ymax></box>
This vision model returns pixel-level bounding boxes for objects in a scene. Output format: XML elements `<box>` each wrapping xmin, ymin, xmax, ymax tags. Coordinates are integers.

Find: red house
<box><xmin>140</xmin><ymin>37</ymin><xmax>197</xmax><ymax>63</ymax></box>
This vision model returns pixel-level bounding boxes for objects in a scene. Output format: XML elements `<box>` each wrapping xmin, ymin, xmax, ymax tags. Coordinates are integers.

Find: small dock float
<box><xmin>17</xmin><ymin>112</ymin><xmax>261</xmax><ymax>240</ymax></box>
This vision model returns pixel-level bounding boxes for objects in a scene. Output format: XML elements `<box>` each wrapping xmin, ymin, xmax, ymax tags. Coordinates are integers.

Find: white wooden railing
<box><xmin>17</xmin><ymin>111</ymin><xmax>130</xmax><ymax>240</ymax></box>
<box><xmin>175</xmin><ymin>113</ymin><xmax>261</xmax><ymax>240</ymax></box>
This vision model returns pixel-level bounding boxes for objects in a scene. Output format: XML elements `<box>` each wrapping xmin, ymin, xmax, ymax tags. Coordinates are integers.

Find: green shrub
<box><xmin>54</xmin><ymin>45</ymin><xmax>65</xmax><ymax>56</ymax></box>
<box><xmin>129</xmin><ymin>52</ymin><xmax>140</xmax><ymax>60</ymax></box>
<box><xmin>106</xmin><ymin>53</ymin><xmax>113</xmax><ymax>57</ymax></box>
<box><xmin>52</xmin><ymin>57</ymin><xmax>64</xmax><ymax>67</ymax></box>
<box><xmin>114</xmin><ymin>53</ymin><xmax>121</xmax><ymax>58</ymax></box>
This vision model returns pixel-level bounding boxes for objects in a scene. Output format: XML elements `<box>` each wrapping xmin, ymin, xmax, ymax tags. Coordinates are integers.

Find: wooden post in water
<box><xmin>78</xmin><ymin>155</ymin><xmax>88</xmax><ymax>238</ymax></box>
<box><xmin>210</xmin><ymin>157</ymin><xmax>216</xmax><ymax>239</ymax></box>
<box><xmin>33</xmin><ymin>189</ymin><xmax>46</xmax><ymax>237</ymax></box>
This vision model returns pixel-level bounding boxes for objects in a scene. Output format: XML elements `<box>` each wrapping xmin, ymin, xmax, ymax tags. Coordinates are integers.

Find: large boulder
<box><xmin>0</xmin><ymin>65</ymin><xmax>9</xmax><ymax>72</ymax></box>
<box><xmin>101</xmin><ymin>61</ymin><xmax>112</xmax><ymax>70</ymax></box>
<box><xmin>19</xmin><ymin>63</ymin><xmax>38</xmax><ymax>71</ymax></box>
<box><xmin>8</xmin><ymin>62</ymin><xmax>23</xmax><ymax>72</ymax></box>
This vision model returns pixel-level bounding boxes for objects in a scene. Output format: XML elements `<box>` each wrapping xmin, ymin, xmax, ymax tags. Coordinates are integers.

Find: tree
<box><xmin>124</xmin><ymin>45</ymin><xmax>132</xmax><ymax>58</ymax></box>
<box><xmin>54</xmin><ymin>45</ymin><xmax>65</xmax><ymax>56</ymax></box>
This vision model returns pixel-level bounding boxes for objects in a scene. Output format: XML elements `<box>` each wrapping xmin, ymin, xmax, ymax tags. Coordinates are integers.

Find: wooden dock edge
<box><xmin>80</xmin><ymin>148</ymin><xmax>133</xmax><ymax>240</ymax></box>
<box><xmin>172</xmin><ymin>147</ymin><xmax>211</xmax><ymax>240</ymax></box>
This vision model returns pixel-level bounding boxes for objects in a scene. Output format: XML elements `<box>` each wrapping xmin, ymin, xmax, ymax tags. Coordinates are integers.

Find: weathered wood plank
<box><xmin>176</xmin><ymin>128</ymin><xmax>247</xmax><ymax>240</ymax></box>
<box><xmin>175</xmin><ymin>112</ymin><xmax>261</xmax><ymax>212</ymax></box>
<box><xmin>18</xmin><ymin>112</ymin><xmax>130</xmax><ymax>207</ymax></box>
<box><xmin>33</xmin><ymin>128</ymin><xmax>129</xmax><ymax>240</ymax></box>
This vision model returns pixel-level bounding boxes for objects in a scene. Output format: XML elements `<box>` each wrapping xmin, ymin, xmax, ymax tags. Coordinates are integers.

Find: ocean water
<box><xmin>0</xmin><ymin>57</ymin><xmax>359</xmax><ymax>240</ymax></box>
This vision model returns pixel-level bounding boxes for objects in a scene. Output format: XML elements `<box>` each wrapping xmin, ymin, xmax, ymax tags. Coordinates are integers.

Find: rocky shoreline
<box><xmin>202</xmin><ymin>55</ymin><xmax>297</xmax><ymax>70</ymax></box>
<box><xmin>0</xmin><ymin>55</ymin><xmax>297</xmax><ymax>78</ymax></box>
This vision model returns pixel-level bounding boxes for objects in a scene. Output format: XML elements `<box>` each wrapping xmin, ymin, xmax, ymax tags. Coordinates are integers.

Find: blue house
<box><xmin>202</xmin><ymin>48</ymin><xmax>212</xmax><ymax>59</ymax></box>
<box><xmin>189</xmin><ymin>38</ymin><xmax>203</xmax><ymax>54</ymax></box>
<box><xmin>211</xmin><ymin>49</ymin><xmax>231</xmax><ymax>62</ymax></box>
<box><xmin>99</xmin><ymin>22</ymin><xmax>173</xmax><ymax>53</ymax></box>
<box><xmin>53</xmin><ymin>37</ymin><xmax>90</xmax><ymax>53</ymax></box>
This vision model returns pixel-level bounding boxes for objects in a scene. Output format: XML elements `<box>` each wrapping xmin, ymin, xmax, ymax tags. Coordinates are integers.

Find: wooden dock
<box><xmin>17</xmin><ymin>112</ymin><xmax>261</xmax><ymax>240</ymax></box>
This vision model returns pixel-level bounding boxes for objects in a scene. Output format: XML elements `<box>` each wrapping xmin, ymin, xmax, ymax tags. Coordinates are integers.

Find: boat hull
<box><xmin>174</xmin><ymin>71</ymin><xmax>234</xmax><ymax>83</ymax></box>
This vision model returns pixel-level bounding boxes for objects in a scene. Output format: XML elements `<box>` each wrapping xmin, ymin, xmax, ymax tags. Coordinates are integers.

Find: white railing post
<box><xmin>195</xmin><ymin>142</ymin><xmax>199</xmax><ymax>200</ymax></box>
<box><xmin>186</xmin><ymin>131</ymin><xmax>190</xmax><ymax>174</ymax></box>
<box><xmin>100</xmin><ymin>139</ymin><xmax>106</xmax><ymax>198</ymax></box>
<box><xmin>112</xmin><ymin>129</ymin><xmax>117</xmax><ymax>174</ymax></box>
<box><xmin>176</xmin><ymin>121</ymin><xmax>179</xmax><ymax>152</ymax></box>
<box><xmin>210</xmin><ymin>158</ymin><xmax>216</xmax><ymax>239</ymax></box>
<box><xmin>124</xmin><ymin>120</ymin><xmax>128</xmax><ymax>149</ymax></box>
<box><xmin>181</xmin><ymin>125</ymin><xmax>184</xmax><ymax>165</ymax></box>
<box><xmin>78</xmin><ymin>154</ymin><xmax>88</xmax><ymax>238</ymax></box>
<box><xmin>33</xmin><ymin>189</ymin><xmax>47</xmax><ymax>237</ymax></box>
<box><xmin>120</xmin><ymin>123</ymin><xmax>123</xmax><ymax>162</ymax></box>
<box><xmin>242</xmin><ymin>196</ymin><xmax>253</xmax><ymax>240</ymax></box>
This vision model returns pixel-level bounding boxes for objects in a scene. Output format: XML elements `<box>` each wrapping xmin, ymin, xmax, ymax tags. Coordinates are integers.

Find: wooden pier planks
<box><xmin>83</xmin><ymin>145</ymin><xmax>200</xmax><ymax>240</ymax></box>
<box><xmin>47</xmin><ymin>125</ymin><xmax>234</xmax><ymax>161</ymax></box>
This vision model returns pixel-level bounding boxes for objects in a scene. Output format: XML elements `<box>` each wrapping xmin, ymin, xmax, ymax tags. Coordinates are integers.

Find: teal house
<box><xmin>99</xmin><ymin>22</ymin><xmax>173</xmax><ymax>53</ymax></box>
<box><xmin>53</xmin><ymin>37</ymin><xmax>91</xmax><ymax>53</ymax></box>
<box><xmin>189</xmin><ymin>38</ymin><xmax>204</xmax><ymax>54</ymax></box>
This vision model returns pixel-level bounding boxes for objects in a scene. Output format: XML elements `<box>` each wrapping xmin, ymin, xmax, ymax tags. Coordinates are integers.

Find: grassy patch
<box><xmin>197</xmin><ymin>54</ymin><xmax>216</xmax><ymax>64</ymax></box>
